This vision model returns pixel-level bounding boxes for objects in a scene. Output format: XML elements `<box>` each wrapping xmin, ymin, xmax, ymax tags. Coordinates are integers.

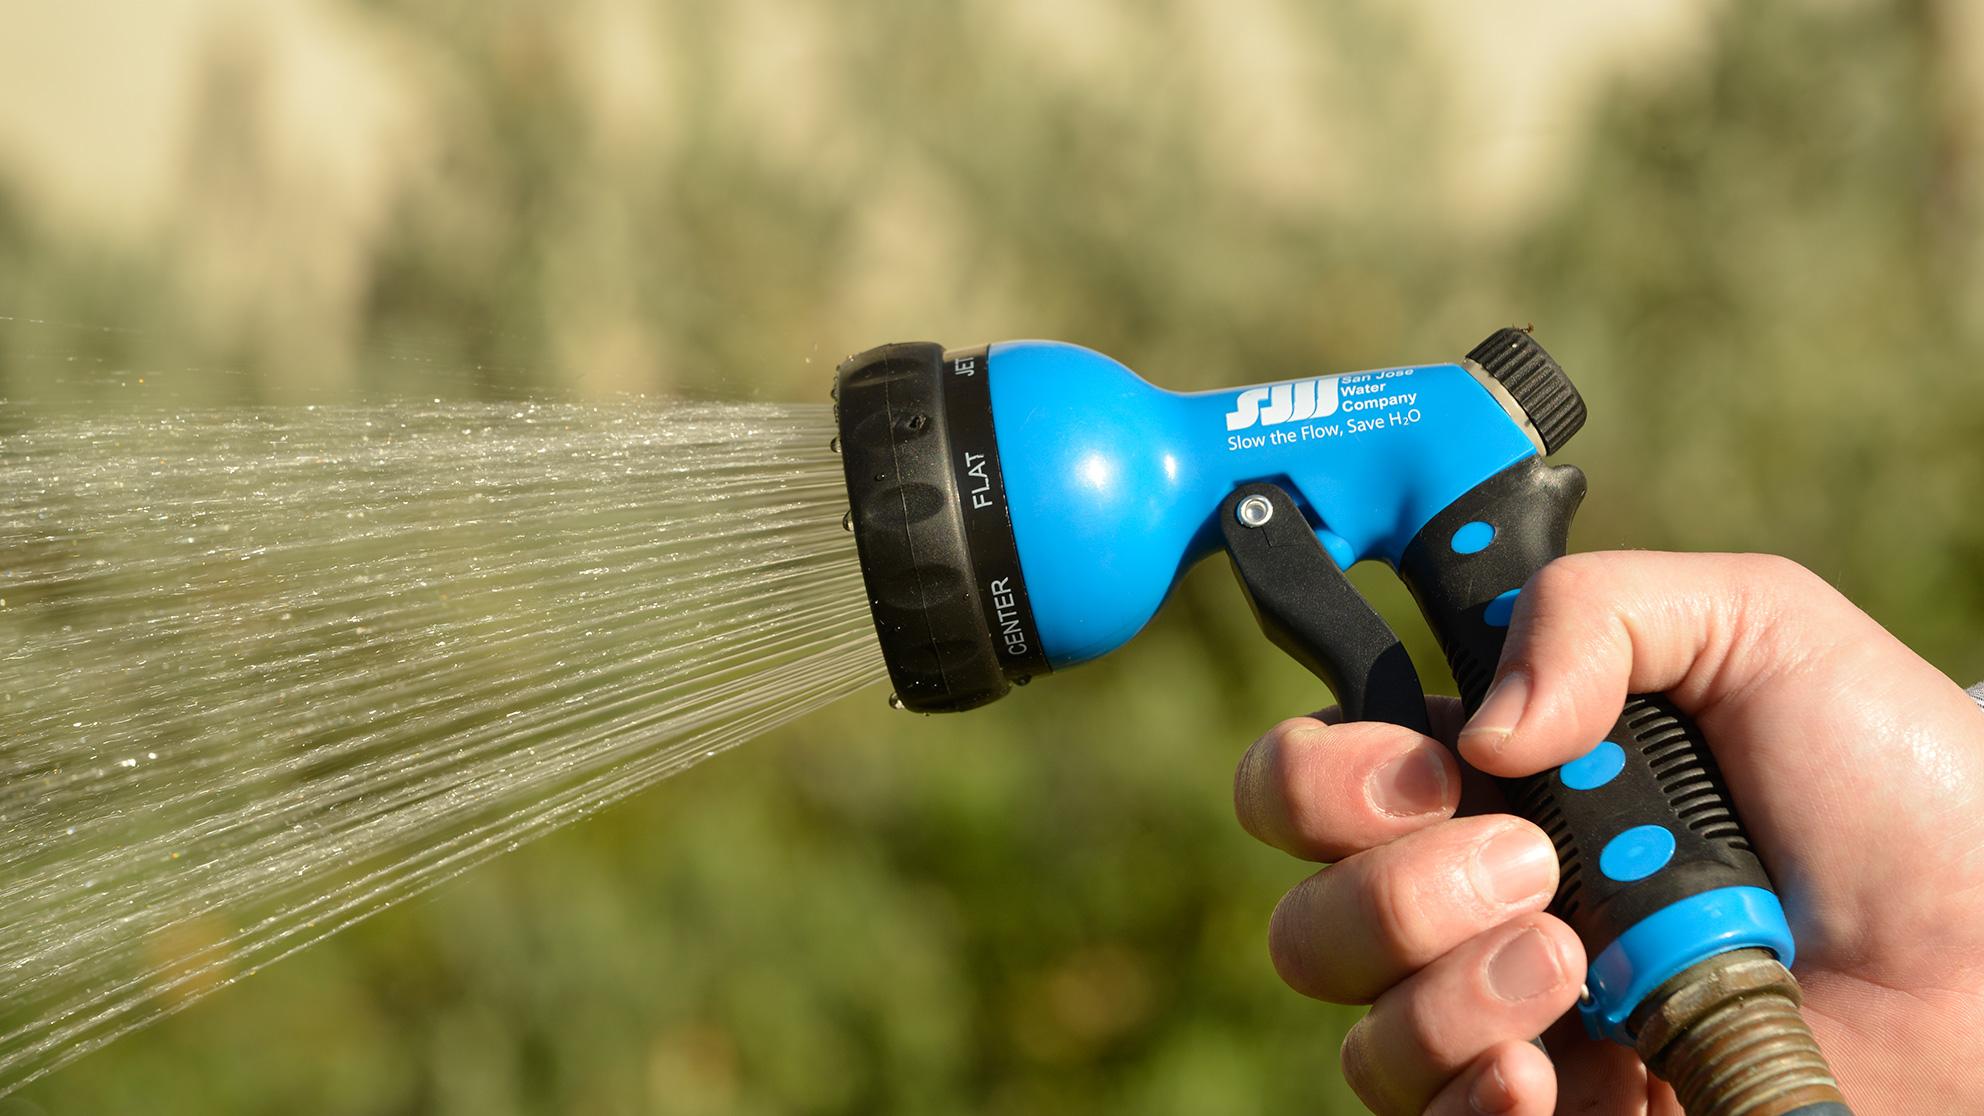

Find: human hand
<box><xmin>1234</xmin><ymin>552</ymin><xmax>1984</xmax><ymax>1114</ymax></box>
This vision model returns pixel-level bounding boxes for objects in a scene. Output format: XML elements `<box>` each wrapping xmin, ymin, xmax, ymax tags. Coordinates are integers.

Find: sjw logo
<box><xmin>1224</xmin><ymin>378</ymin><xmax>1341</xmax><ymax>431</ymax></box>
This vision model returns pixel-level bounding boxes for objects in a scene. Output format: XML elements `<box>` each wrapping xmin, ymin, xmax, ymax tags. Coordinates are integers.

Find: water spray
<box><xmin>833</xmin><ymin>331</ymin><xmax>1851</xmax><ymax>1115</ymax></box>
<box><xmin>0</xmin><ymin>400</ymin><xmax>883</xmax><ymax>1092</ymax></box>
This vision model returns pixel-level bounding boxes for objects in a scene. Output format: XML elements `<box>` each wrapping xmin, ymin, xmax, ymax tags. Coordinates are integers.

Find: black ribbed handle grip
<box><xmin>1397</xmin><ymin>456</ymin><xmax>1774</xmax><ymax>954</ymax></box>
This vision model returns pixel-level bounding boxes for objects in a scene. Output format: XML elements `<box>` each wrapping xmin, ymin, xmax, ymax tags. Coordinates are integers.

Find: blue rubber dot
<box><xmin>1482</xmin><ymin>588</ymin><xmax>1520</xmax><ymax>627</ymax></box>
<box><xmin>1450</xmin><ymin>520</ymin><xmax>1496</xmax><ymax>555</ymax></box>
<box><xmin>1560</xmin><ymin>741</ymin><xmax>1626</xmax><ymax>790</ymax></box>
<box><xmin>1599</xmin><ymin>825</ymin><xmax>1676</xmax><ymax>882</ymax></box>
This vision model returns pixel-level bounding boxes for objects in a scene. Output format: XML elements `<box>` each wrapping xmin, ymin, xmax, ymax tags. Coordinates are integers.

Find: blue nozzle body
<box><xmin>984</xmin><ymin>340</ymin><xmax>1538</xmax><ymax>666</ymax></box>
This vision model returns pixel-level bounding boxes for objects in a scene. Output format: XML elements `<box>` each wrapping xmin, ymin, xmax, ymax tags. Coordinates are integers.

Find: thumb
<box><xmin>1453</xmin><ymin>551</ymin><xmax>1843</xmax><ymax>778</ymax></box>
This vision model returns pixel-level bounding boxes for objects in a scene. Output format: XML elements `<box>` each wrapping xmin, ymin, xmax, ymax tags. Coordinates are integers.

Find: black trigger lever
<box><xmin>1217</xmin><ymin>482</ymin><xmax>1431</xmax><ymax>736</ymax></box>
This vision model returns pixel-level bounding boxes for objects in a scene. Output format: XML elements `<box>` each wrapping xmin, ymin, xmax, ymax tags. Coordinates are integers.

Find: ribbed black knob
<box><xmin>1466</xmin><ymin>328</ymin><xmax>1587</xmax><ymax>454</ymax></box>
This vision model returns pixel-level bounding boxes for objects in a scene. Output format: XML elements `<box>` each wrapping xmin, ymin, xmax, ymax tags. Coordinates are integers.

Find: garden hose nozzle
<box><xmin>832</xmin><ymin>330</ymin><xmax>1852</xmax><ymax>1114</ymax></box>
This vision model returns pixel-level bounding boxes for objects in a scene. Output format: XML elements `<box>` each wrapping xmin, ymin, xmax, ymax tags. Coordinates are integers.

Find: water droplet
<box><xmin>1013</xmin><ymin>675</ymin><xmax>1031</xmax><ymax>687</ymax></box>
<box><xmin>841</xmin><ymin>510</ymin><xmax>854</xmax><ymax>532</ymax></box>
<box><xmin>886</xmin><ymin>693</ymin><xmax>907</xmax><ymax>711</ymax></box>
<box><xmin>828</xmin><ymin>436</ymin><xmax>841</xmax><ymax>453</ymax></box>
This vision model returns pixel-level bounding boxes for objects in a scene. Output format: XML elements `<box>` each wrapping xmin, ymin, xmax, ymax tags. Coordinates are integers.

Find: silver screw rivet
<box><xmin>1236</xmin><ymin>494</ymin><xmax>1275</xmax><ymax>528</ymax></box>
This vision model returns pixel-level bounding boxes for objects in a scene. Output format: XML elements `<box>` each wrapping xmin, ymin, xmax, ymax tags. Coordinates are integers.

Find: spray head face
<box><xmin>835</xmin><ymin>333</ymin><xmax>1581</xmax><ymax>712</ymax></box>
<box><xmin>835</xmin><ymin>342</ymin><xmax>1030</xmax><ymax>711</ymax></box>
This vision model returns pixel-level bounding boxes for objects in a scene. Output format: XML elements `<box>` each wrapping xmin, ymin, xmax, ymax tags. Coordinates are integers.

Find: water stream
<box><xmin>0</xmin><ymin>398</ymin><xmax>884</xmax><ymax>1091</ymax></box>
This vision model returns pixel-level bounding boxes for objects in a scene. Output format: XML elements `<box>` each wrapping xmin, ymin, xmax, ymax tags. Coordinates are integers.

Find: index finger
<box><xmin>1235</xmin><ymin>697</ymin><xmax>1468</xmax><ymax>862</ymax></box>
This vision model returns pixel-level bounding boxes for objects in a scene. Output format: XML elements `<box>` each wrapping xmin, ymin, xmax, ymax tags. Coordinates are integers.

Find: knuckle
<box><xmin>1525</xmin><ymin>553</ymin><xmax>1605</xmax><ymax>607</ymax></box>
<box><xmin>1270</xmin><ymin>870</ymin><xmax>1370</xmax><ymax>1004</ymax></box>
<box><xmin>1234</xmin><ymin>730</ymin><xmax>1271</xmax><ymax>789</ymax></box>
<box><xmin>1338</xmin><ymin>1020</ymin><xmax>1389</xmax><ymax>1111</ymax></box>
<box><xmin>1736</xmin><ymin>552</ymin><xmax>1831</xmax><ymax>603</ymax></box>
<box><xmin>1397</xmin><ymin>994</ymin><xmax>1451</xmax><ymax>1075</ymax></box>
<box><xmin>1361</xmin><ymin>855</ymin><xmax>1436</xmax><ymax>964</ymax></box>
<box><xmin>1724</xmin><ymin>554</ymin><xmax>1858</xmax><ymax>670</ymax></box>
<box><xmin>1267</xmin><ymin>725</ymin><xmax>1335</xmax><ymax>836</ymax></box>
<box><xmin>1237</xmin><ymin>721</ymin><xmax>1323</xmax><ymax>839</ymax></box>
<box><xmin>1737</xmin><ymin>550</ymin><xmax>1809</xmax><ymax>582</ymax></box>
<box><xmin>1265</xmin><ymin>716</ymin><xmax>1326</xmax><ymax>750</ymax></box>
<box><xmin>1266</xmin><ymin>885</ymin><xmax>1318</xmax><ymax>991</ymax></box>
<box><xmin>1266</xmin><ymin>724</ymin><xmax>1315</xmax><ymax>790</ymax></box>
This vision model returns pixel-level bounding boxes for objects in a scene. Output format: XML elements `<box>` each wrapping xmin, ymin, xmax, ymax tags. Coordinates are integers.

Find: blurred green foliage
<box><xmin>3</xmin><ymin>1</ymin><xmax>1983</xmax><ymax>1113</ymax></box>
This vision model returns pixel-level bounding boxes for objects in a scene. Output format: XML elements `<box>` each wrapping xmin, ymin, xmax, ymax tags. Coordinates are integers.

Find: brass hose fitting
<box><xmin>1630</xmin><ymin>949</ymin><xmax>1850</xmax><ymax>1116</ymax></box>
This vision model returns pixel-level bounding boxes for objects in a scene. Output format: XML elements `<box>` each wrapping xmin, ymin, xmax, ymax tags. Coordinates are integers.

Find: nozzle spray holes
<box><xmin>1235</xmin><ymin>494</ymin><xmax>1275</xmax><ymax>528</ymax></box>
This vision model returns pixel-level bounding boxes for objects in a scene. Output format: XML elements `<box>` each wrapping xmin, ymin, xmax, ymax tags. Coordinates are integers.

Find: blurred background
<box><xmin>4</xmin><ymin>0</ymin><xmax>1984</xmax><ymax>1112</ymax></box>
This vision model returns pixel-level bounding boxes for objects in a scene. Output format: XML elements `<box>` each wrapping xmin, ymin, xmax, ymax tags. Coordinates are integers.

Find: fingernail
<box><xmin>1475</xmin><ymin>826</ymin><xmax>1556</xmax><ymax>907</ymax></box>
<box><xmin>1487</xmin><ymin>927</ymin><xmax>1563</xmax><ymax>1004</ymax></box>
<box><xmin>1366</xmin><ymin>746</ymin><xmax>1449</xmax><ymax>818</ymax></box>
<box><xmin>1468</xmin><ymin>1058</ymin><xmax>1519</xmax><ymax>1114</ymax></box>
<box><xmin>1460</xmin><ymin>671</ymin><xmax>1530</xmax><ymax>756</ymax></box>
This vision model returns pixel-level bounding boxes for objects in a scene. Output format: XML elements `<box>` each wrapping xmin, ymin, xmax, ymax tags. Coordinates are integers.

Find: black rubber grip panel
<box><xmin>1397</xmin><ymin>455</ymin><xmax>1773</xmax><ymax>953</ymax></box>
